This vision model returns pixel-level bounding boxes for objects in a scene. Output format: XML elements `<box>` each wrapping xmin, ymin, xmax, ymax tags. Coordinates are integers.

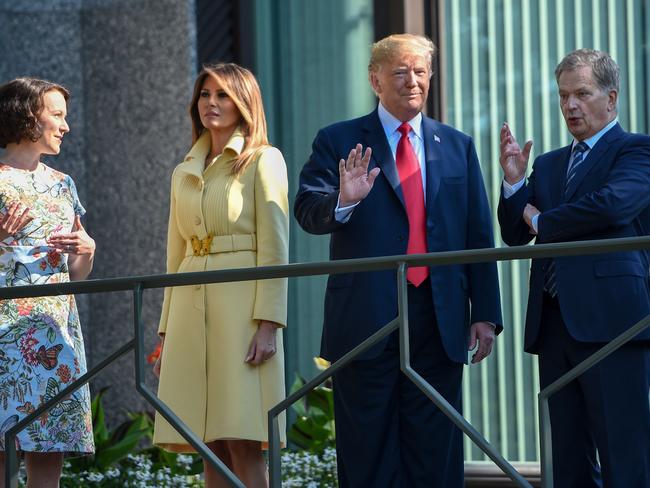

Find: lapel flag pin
<box><xmin>434</xmin><ymin>135</ymin><xmax>441</xmax><ymax>143</ymax></box>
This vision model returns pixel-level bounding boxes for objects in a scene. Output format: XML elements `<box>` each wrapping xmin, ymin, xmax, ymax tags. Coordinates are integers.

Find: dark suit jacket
<box><xmin>498</xmin><ymin>123</ymin><xmax>650</xmax><ymax>353</ymax></box>
<box><xmin>295</xmin><ymin>109</ymin><xmax>503</xmax><ymax>363</ymax></box>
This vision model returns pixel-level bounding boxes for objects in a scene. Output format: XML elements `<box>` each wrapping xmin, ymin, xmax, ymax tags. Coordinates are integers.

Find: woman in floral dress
<box><xmin>0</xmin><ymin>78</ymin><xmax>95</xmax><ymax>488</ymax></box>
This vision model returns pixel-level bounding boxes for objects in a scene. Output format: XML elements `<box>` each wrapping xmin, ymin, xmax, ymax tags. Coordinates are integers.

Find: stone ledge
<box><xmin>465</xmin><ymin>462</ymin><xmax>541</xmax><ymax>487</ymax></box>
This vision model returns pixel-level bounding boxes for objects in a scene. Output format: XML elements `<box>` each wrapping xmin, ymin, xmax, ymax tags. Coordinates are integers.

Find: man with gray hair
<box><xmin>295</xmin><ymin>34</ymin><xmax>502</xmax><ymax>487</ymax></box>
<box><xmin>498</xmin><ymin>49</ymin><xmax>650</xmax><ymax>487</ymax></box>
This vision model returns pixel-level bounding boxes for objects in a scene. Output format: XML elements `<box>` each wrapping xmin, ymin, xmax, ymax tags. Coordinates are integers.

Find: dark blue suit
<box><xmin>295</xmin><ymin>109</ymin><xmax>502</xmax><ymax>487</ymax></box>
<box><xmin>498</xmin><ymin>123</ymin><xmax>650</xmax><ymax>487</ymax></box>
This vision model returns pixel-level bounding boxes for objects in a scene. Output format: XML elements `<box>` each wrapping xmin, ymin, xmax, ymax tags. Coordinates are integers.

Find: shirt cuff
<box><xmin>334</xmin><ymin>195</ymin><xmax>359</xmax><ymax>223</ymax></box>
<box><xmin>502</xmin><ymin>177</ymin><xmax>526</xmax><ymax>198</ymax></box>
<box><xmin>531</xmin><ymin>214</ymin><xmax>539</xmax><ymax>233</ymax></box>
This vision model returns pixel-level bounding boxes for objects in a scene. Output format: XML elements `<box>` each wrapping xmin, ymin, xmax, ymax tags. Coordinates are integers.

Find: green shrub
<box><xmin>287</xmin><ymin>374</ymin><xmax>336</xmax><ymax>455</ymax></box>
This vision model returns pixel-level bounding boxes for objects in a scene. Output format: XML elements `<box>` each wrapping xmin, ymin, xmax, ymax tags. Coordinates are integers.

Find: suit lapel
<box><xmin>363</xmin><ymin>110</ymin><xmax>405</xmax><ymax>208</ymax></box>
<box><xmin>422</xmin><ymin>117</ymin><xmax>442</xmax><ymax>216</ymax></box>
<box><xmin>551</xmin><ymin>145</ymin><xmax>572</xmax><ymax>206</ymax></box>
<box><xmin>564</xmin><ymin>123</ymin><xmax>623</xmax><ymax>201</ymax></box>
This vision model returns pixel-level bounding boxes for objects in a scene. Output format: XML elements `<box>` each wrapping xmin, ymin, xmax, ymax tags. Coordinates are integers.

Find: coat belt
<box><xmin>185</xmin><ymin>233</ymin><xmax>257</xmax><ymax>257</ymax></box>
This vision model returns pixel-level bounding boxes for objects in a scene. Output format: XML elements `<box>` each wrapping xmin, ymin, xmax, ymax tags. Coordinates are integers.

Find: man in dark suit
<box><xmin>294</xmin><ymin>34</ymin><xmax>502</xmax><ymax>488</ymax></box>
<box><xmin>498</xmin><ymin>49</ymin><xmax>650</xmax><ymax>488</ymax></box>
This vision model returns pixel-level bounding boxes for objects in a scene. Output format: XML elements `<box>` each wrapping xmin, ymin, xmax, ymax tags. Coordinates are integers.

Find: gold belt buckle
<box><xmin>190</xmin><ymin>233</ymin><xmax>214</xmax><ymax>256</ymax></box>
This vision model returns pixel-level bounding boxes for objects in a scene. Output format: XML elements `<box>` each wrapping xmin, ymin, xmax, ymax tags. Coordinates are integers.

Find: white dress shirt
<box><xmin>335</xmin><ymin>103</ymin><xmax>426</xmax><ymax>222</ymax></box>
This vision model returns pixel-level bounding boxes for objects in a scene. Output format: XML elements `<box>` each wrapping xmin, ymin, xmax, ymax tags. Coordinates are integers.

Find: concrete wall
<box><xmin>0</xmin><ymin>0</ymin><xmax>196</xmax><ymax>420</ymax></box>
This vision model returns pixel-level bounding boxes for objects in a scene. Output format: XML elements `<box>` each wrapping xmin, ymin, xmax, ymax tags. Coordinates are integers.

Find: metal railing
<box><xmin>2</xmin><ymin>235</ymin><xmax>649</xmax><ymax>488</ymax></box>
<box><xmin>538</xmin><ymin>312</ymin><xmax>650</xmax><ymax>488</ymax></box>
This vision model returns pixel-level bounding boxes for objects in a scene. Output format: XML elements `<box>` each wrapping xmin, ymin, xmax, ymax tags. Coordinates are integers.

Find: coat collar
<box><xmin>176</xmin><ymin>128</ymin><xmax>245</xmax><ymax>179</ymax></box>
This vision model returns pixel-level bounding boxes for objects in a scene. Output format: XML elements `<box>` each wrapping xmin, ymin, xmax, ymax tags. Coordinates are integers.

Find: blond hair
<box><xmin>368</xmin><ymin>34</ymin><xmax>436</xmax><ymax>75</ymax></box>
<box><xmin>189</xmin><ymin>63</ymin><xmax>269</xmax><ymax>175</ymax></box>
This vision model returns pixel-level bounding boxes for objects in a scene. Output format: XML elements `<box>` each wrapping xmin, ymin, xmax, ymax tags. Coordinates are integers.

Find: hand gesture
<box><xmin>47</xmin><ymin>215</ymin><xmax>95</xmax><ymax>256</ymax></box>
<box><xmin>245</xmin><ymin>320</ymin><xmax>279</xmax><ymax>366</ymax></box>
<box><xmin>468</xmin><ymin>321</ymin><xmax>496</xmax><ymax>364</ymax></box>
<box><xmin>338</xmin><ymin>144</ymin><xmax>381</xmax><ymax>207</ymax></box>
<box><xmin>0</xmin><ymin>202</ymin><xmax>33</xmax><ymax>242</ymax></box>
<box><xmin>500</xmin><ymin>123</ymin><xmax>533</xmax><ymax>185</ymax></box>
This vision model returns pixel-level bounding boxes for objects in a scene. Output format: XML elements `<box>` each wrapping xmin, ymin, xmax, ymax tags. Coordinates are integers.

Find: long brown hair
<box><xmin>189</xmin><ymin>63</ymin><xmax>269</xmax><ymax>175</ymax></box>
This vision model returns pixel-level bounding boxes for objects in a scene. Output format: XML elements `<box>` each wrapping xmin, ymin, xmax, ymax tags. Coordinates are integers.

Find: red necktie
<box><xmin>396</xmin><ymin>122</ymin><xmax>428</xmax><ymax>286</ymax></box>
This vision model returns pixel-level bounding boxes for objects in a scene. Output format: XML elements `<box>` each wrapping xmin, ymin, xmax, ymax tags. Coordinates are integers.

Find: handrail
<box><xmin>2</xmin><ymin>236</ymin><xmax>649</xmax><ymax>299</ymax></box>
<box><xmin>1</xmin><ymin>234</ymin><xmax>648</xmax><ymax>487</ymax></box>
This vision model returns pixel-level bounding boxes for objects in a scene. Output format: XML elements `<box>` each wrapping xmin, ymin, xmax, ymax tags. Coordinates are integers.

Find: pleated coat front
<box><xmin>153</xmin><ymin>130</ymin><xmax>288</xmax><ymax>451</ymax></box>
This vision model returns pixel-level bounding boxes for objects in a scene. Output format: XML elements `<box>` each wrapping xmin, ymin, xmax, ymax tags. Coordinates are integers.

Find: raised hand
<box><xmin>338</xmin><ymin>144</ymin><xmax>381</xmax><ymax>207</ymax></box>
<box><xmin>0</xmin><ymin>202</ymin><xmax>33</xmax><ymax>242</ymax></box>
<box><xmin>47</xmin><ymin>215</ymin><xmax>95</xmax><ymax>256</ymax></box>
<box><xmin>500</xmin><ymin>123</ymin><xmax>533</xmax><ymax>185</ymax></box>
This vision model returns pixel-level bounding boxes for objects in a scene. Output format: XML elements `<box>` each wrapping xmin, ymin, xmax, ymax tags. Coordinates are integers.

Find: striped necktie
<box><xmin>545</xmin><ymin>141</ymin><xmax>590</xmax><ymax>297</ymax></box>
<box><xmin>565</xmin><ymin>141</ymin><xmax>589</xmax><ymax>193</ymax></box>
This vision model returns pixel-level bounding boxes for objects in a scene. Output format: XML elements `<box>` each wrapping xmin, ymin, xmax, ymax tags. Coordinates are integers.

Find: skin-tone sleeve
<box><xmin>158</xmin><ymin>171</ymin><xmax>186</xmax><ymax>335</ymax></box>
<box><xmin>252</xmin><ymin>147</ymin><xmax>289</xmax><ymax>327</ymax></box>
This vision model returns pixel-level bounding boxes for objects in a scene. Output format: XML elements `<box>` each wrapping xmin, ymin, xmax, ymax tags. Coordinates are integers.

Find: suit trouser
<box><xmin>538</xmin><ymin>293</ymin><xmax>650</xmax><ymax>488</ymax></box>
<box><xmin>332</xmin><ymin>279</ymin><xmax>464</xmax><ymax>488</ymax></box>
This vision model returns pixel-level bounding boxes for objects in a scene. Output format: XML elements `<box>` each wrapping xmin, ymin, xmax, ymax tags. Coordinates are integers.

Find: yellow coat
<box><xmin>153</xmin><ymin>130</ymin><xmax>288</xmax><ymax>451</ymax></box>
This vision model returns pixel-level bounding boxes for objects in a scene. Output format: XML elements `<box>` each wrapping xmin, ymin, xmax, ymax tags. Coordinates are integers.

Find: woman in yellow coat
<box><xmin>152</xmin><ymin>63</ymin><xmax>288</xmax><ymax>488</ymax></box>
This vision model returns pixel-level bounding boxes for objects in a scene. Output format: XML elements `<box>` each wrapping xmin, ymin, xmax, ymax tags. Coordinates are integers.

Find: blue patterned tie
<box><xmin>544</xmin><ymin>142</ymin><xmax>590</xmax><ymax>297</ymax></box>
<box><xmin>565</xmin><ymin>141</ymin><xmax>589</xmax><ymax>194</ymax></box>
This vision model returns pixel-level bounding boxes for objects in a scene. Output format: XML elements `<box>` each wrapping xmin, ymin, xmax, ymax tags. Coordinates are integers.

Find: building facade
<box><xmin>1</xmin><ymin>0</ymin><xmax>648</xmax><ymax>465</ymax></box>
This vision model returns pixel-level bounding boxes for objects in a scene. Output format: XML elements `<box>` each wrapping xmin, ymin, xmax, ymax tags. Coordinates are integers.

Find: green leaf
<box><xmin>289</xmin><ymin>373</ymin><xmax>306</xmax><ymax>394</ymax></box>
<box><xmin>91</xmin><ymin>388</ymin><xmax>109</xmax><ymax>445</ymax></box>
<box><xmin>47</xmin><ymin>327</ymin><xmax>56</xmax><ymax>344</ymax></box>
<box><xmin>95</xmin><ymin>428</ymin><xmax>151</xmax><ymax>468</ymax></box>
<box><xmin>306</xmin><ymin>387</ymin><xmax>333</xmax><ymax>416</ymax></box>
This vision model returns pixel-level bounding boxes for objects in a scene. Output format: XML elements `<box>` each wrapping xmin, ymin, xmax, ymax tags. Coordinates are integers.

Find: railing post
<box><xmin>397</xmin><ymin>262</ymin><xmax>410</xmax><ymax>371</ymax></box>
<box><xmin>268</xmin><ymin>402</ymin><xmax>282</xmax><ymax>488</ymax></box>
<box><xmin>539</xmin><ymin>395</ymin><xmax>553</xmax><ymax>488</ymax></box>
<box><xmin>133</xmin><ymin>283</ymin><xmax>146</xmax><ymax>388</ymax></box>
<box><xmin>4</xmin><ymin>434</ymin><xmax>19</xmax><ymax>488</ymax></box>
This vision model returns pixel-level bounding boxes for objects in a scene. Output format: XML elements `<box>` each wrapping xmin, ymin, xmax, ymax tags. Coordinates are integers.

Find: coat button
<box><xmin>194</xmin><ymin>216</ymin><xmax>201</xmax><ymax>225</ymax></box>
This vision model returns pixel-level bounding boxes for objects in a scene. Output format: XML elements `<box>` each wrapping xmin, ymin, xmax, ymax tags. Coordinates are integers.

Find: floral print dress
<box><xmin>0</xmin><ymin>162</ymin><xmax>93</xmax><ymax>453</ymax></box>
